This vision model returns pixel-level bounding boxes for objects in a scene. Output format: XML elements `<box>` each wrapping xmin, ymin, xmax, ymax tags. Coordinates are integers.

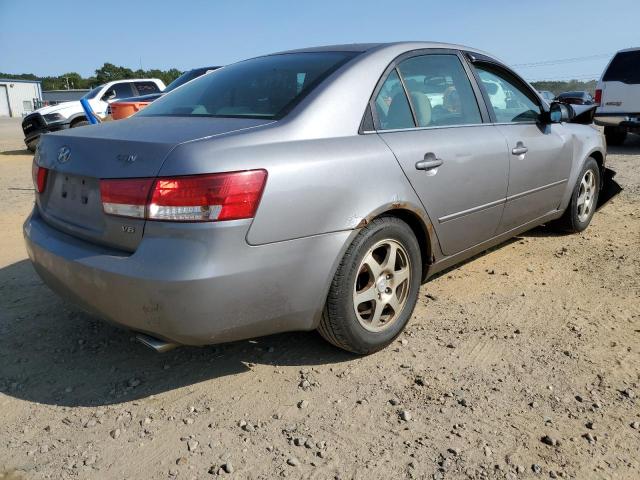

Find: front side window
<box><xmin>374</xmin><ymin>69</ymin><xmax>414</xmax><ymax>130</ymax></box>
<box><xmin>139</xmin><ymin>52</ymin><xmax>357</xmax><ymax>119</ymax></box>
<box><xmin>104</xmin><ymin>82</ymin><xmax>135</xmax><ymax>101</ymax></box>
<box><xmin>397</xmin><ymin>54</ymin><xmax>482</xmax><ymax>127</ymax></box>
<box><xmin>475</xmin><ymin>65</ymin><xmax>541</xmax><ymax>123</ymax></box>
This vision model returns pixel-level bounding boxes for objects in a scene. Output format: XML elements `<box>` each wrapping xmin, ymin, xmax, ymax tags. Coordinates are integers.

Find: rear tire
<box><xmin>554</xmin><ymin>157</ymin><xmax>600</xmax><ymax>233</ymax></box>
<box><xmin>318</xmin><ymin>216</ymin><xmax>422</xmax><ymax>354</ymax></box>
<box><xmin>604</xmin><ymin>126</ymin><xmax>627</xmax><ymax>146</ymax></box>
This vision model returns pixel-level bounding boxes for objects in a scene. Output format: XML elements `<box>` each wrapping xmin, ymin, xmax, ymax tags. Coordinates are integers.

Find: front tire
<box><xmin>604</xmin><ymin>126</ymin><xmax>627</xmax><ymax>146</ymax></box>
<box><xmin>554</xmin><ymin>157</ymin><xmax>600</xmax><ymax>233</ymax></box>
<box><xmin>318</xmin><ymin>216</ymin><xmax>421</xmax><ymax>354</ymax></box>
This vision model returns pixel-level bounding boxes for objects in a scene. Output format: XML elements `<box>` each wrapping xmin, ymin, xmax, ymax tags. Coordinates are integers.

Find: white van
<box><xmin>594</xmin><ymin>48</ymin><xmax>640</xmax><ymax>145</ymax></box>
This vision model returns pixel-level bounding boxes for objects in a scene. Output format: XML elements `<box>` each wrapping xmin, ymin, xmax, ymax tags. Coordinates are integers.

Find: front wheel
<box><xmin>318</xmin><ymin>216</ymin><xmax>422</xmax><ymax>354</ymax></box>
<box><xmin>554</xmin><ymin>157</ymin><xmax>600</xmax><ymax>233</ymax></box>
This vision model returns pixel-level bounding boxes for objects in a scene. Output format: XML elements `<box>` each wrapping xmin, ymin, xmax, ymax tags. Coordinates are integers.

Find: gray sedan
<box><xmin>25</xmin><ymin>42</ymin><xmax>606</xmax><ymax>354</ymax></box>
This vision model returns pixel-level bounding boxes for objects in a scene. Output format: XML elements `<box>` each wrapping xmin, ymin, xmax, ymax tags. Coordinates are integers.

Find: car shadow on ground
<box><xmin>607</xmin><ymin>132</ymin><xmax>640</xmax><ymax>156</ymax></box>
<box><xmin>0</xmin><ymin>149</ymin><xmax>32</xmax><ymax>156</ymax></box>
<box><xmin>0</xmin><ymin>260</ymin><xmax>353</xmax><ymax>408</ymax></box>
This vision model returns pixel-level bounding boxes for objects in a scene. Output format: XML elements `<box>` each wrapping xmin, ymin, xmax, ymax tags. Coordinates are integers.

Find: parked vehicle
<box><xmin>109</xmin><ymin>67</ymin><xmax>220</xmax><ymax>119</ymax></box>
<box><xmin>25</xmin><ymin>42</ymin><xmax>606</xmax><ymax>354</ymax></box>
<box><xmin>555</xmin><ymin>91</ymin><xmax>595</xmax><ymax>105</ymax></box>
<box><xmin>594</xmin><ymin>47</ymin><xmax>640</xmax><ymax>145</ymax></box>
<box><xmin>21</xmin><ymin>78</ymin><xmax>165</xmax><ymax>151</ymax></box>
<box><xmin>538</xmin><ymin>90</ymin><xmax>555</xmax><ymax>104</ymax></box>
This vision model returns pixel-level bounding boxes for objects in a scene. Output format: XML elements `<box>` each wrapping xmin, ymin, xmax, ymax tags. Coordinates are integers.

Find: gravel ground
<box><xmin>0</xmin><ymin>118</ymin><xmax>638</xmax><ymax>480</ymax></box>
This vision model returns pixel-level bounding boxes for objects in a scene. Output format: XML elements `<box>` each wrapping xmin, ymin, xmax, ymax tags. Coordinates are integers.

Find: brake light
<box><xmin>100</xmin><ymin>178</ymin><xmax>154</xmax><ymax>218</ymax></box>
<box><xmin>99</xmin><ymin>170</ymin><xmax>267</xmax><ymax>222</ymax></box>
<box><xmin>594</xmin><ymin>89</ymin><xmax>602</xmax><ymax>105</ymax></box>
<box><xmin>32</xmin><ymin>163</ymin><xmax>48</xmax><ymax>193</ymax></box>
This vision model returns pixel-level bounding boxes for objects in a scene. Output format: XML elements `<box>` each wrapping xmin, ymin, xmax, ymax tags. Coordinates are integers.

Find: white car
<box><xmin>22</xmin><ymin>78</ymin><xmax>165</xmax><ymax>150</ymax></box>
<box><xmin>594</xmin><ymin>48</ymin><xmax>640</xmax><ymax>145</ymax></box>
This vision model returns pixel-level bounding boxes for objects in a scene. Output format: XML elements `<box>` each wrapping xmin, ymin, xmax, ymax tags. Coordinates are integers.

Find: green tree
<box><xmin>95</xmin><ymin>63</ymin><xmax>135</xmax><ymax>84</ymax></box>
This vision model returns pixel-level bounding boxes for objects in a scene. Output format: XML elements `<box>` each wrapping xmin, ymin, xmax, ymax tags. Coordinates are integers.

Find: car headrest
<box><xmin>410</xmin><ymin>92</ymin><xmax>432</xmax><ymax>127</ymax></box>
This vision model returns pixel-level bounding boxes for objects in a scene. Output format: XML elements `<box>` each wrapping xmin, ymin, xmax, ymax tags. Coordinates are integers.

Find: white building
<box><xmin>0</xmin><ymin>79</ymin><xmax>43</xmax><ymax>117</ymax></box>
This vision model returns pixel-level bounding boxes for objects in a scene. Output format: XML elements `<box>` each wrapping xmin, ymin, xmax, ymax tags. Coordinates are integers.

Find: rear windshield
<box><xmin>139</xmin><ymin>52</ymin><xmax>358</xmax><ymax>119</ymax></box>
<box><xmin>603</xmin><ymin>51</ymin><xmax>640</xmax><ymax>84</ymax></box>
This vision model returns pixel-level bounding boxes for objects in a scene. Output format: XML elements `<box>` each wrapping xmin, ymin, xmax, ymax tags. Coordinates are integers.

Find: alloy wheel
<box><xmin>352</xmin><ymin>239</ymin><xmax>411</xmax><ymax>332</ymax></box>
<box><xmin>577</xmin><ymin>169</ymin><xmax>596</xmax><ymax>223</ymax></box>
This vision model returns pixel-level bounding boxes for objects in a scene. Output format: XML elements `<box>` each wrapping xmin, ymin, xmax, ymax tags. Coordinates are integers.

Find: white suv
<box><xmin>22</xmin><ymin>78</ymin><xmax>165</xmax><ymax>151</ymax></box>
<box><xmin>594</xmin><ymin>48</ymin><xmax>640</xmax><ymax>145</ymax></box>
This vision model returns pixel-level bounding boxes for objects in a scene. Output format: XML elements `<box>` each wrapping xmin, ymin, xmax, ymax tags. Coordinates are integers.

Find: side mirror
<box><xmin>548</xmin><ymin>102</ymin><xmax>573</xmax><ymax>123</ymax></box>
<box><xmin>102</xmin><ymin>90</ymin><xmax>116</xmax><ymax>101</ymax></box>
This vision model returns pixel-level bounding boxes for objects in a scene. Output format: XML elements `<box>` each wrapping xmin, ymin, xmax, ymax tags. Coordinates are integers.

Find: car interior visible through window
<box><xmin>375</xmin><ymin>69</ymin><xmax>415</xmax><ymax>130</ymax></box>
<box><xmin>474</xmin><ymin>65</ymin><xmax>541</xmax><ymax>123</ymax></box>
<box><xmin>374</xmin><ymin>54</ymin><xmax>483</xmax><ymax>131</ymax></box>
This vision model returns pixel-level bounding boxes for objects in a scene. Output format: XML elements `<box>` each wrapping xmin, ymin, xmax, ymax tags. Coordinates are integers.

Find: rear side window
<box><xmin>374</xmin><ymin>69</ymin><xmax>414</xmax><ymax>130</ymax></box>
<box><xmin>397</xmin><ymin>54</ymin><xmax>482</xmax><ymax>127</ymax></box>
<box><xmin>603</xmin><ymin>51</ymin><xmax>640</xmax><ymax>84</ymax></box>
<box><xmin>139</xmin><ymin>52</ymin><xmax>357</xmax><ymax>119</ymax></box>
<box><xmin>134</xmin><ymin>81</ymin><xmax>161</xmax><ymax>95</ymax></box>
<box><xmin>474</xmin><ymin>65</ymin><xmax>541</xmax><ymax>123</ymax></box>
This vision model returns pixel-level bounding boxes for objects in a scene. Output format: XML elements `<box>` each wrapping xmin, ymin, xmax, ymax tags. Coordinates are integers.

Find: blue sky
<box><xmin>1</xmin><ymin>0</ymin><xmax>638</xmax><ymax>81</ymax></box>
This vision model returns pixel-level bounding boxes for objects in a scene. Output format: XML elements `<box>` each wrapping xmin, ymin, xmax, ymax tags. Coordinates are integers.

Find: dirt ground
<box><xmin>0</xmin><ymin>117</ymin><xmax>638</xmax><ymax>480</ymax></box>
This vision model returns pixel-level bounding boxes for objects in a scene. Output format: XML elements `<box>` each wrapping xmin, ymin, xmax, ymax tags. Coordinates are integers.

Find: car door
<box><xmin>374</xmin><ymin>51</ymin><xmax>510</xmax><ymax>256</ymax></box>
<box><xmin>471</xmin><ymin>62</ymin><xmax>572</xmax><ymax>232</ymax></box>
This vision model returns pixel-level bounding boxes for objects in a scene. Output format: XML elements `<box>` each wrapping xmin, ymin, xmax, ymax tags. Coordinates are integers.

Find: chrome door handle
<box><xmin>511</xmin><ymin>142</ymin><xmax>528</xmax><ymax>156</ymax></box>
<box><xmin>415</xmin><ymin>154</ymin><xmax>443</xmax><ymax>171</ymax></box>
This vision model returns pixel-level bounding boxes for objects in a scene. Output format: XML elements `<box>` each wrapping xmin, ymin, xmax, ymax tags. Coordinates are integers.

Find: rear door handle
<box><xmin>511</xmin><ymin>142</ymin><xmax>528</xmax><ymax>156</ymax></box>
<box><xmin>415</xmin><ymin>153</ymin><xmax>443</xmax><ymax>171</ymax></box>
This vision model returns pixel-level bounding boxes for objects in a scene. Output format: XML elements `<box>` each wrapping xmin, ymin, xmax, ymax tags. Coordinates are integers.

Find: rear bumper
<box><xmin>594</xmin><ymin>112</ymin><xmax>640</xmax><ymax>128</ymax></box>
<box><xmin>23</xmin><ymin>208</ymin><xmax>350</xmax><ymax>345</ymax></box>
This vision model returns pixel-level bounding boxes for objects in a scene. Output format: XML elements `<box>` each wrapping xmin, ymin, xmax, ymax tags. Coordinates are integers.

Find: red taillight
<box><xmin>594</xmin><ymin>89</ymin><xmax>602</xmax><ymax>105</ymax></box>
<box><xmin>99</xmin><ymin>170</ymin><xmax>267</xmax><ymax>222</ymax></box>
<box><xmin>32</xmin><ymin>163</ymin><xmax>48</xmax><ymax>193</ymax></box>
<box><xmin>100</xmin><ymin>178</ymin><xmax>154</xmax><ymax>218</ymax></box>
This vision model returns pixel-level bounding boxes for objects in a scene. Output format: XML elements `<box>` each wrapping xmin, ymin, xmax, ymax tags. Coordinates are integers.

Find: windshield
<box><xmin>82</xmin><ymin>84</ymin><xmax>105</xmax><ymax>99</ymax></box>
<box><xmin>603</xmin><ymin>50</ymin><xmax>640</xmax><ymax>84</ymax></box>
<box><xmin>139</xmin><ymin>52</ymin><xmax>358</xmax><ymax>119</ymax></box>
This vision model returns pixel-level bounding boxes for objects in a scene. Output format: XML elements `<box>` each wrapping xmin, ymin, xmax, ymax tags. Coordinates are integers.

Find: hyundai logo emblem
<box><xmin>57</xmin><ymin>146</ymin><xmax>71</xmax><ymax>164</ymax></box>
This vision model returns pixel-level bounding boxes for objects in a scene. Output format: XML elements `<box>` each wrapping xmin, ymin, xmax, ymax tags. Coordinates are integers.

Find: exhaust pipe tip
<box><xmin>135</xmin><ymin>333</ymin><xmax>178</xmax><ymax>353</ymax></box>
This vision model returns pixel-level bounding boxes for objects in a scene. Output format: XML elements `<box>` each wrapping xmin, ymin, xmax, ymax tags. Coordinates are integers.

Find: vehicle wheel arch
<box><xmin>587</xmin><ymin>149</ymin><xmax>606</xmax><ymax>182</ymax></box>
<box><xmin>358</xmin><ymin>204</ymin><xmax>436</xmax><ymax>283</ymax></box>
<box><xmin>69</xmin><ymin>114</ymin><xmax>88</xmax><ymax>127</ymax></box>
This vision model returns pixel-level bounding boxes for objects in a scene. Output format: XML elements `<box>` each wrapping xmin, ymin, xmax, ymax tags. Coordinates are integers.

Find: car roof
<box><xmin>615</xmin><ymin>47</ymin><xmax>640</xmax><ymax>53</ymax></box>
<box><xmin>274</xmin><ymin>41</ymin><xmax>496</xmax><ymax>58</ymax></box>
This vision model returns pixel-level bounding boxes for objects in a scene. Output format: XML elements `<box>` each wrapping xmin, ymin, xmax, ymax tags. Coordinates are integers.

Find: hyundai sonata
<box><xmin>25</xmin><ymin>42</ymin><xmax>606</xmax><ymax>354</ymax></box>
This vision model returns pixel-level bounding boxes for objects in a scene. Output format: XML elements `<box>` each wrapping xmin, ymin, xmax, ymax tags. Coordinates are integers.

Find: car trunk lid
<box><xmin>35</xmin><ymin>116</ymin><xmax>272</xmax><ymax>251</ymax></box>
